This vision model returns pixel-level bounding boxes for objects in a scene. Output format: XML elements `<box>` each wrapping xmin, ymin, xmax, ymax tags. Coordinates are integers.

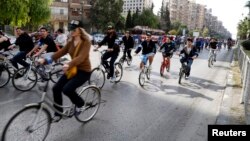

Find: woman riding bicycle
<box><xmin>39</xmin><ymin>20</ymin><xmax>92</xmax><ymax>122</ymax></box>
<box><xmin>178</xmin><ymin>38</ymin><xmax>198</xmax><ymax>79</ymax></box>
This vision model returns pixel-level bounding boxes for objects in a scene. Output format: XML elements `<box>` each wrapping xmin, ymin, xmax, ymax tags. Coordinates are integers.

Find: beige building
<box><xmin>50</xmin><ymin>0</ymin><xmax>92</xmax><ymax>32</ymax></box>
<box><xmin>122</xmin><ymin>0</ymin><xmax>153</xmax><ymax>16</ymax></box>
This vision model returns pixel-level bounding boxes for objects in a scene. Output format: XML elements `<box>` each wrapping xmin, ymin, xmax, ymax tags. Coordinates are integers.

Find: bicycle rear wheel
<box><xmin>0</xmin><ymin>65</ymin><xmax>10</xmax><ymax>88</ymax></box>
<box><xmin>114</xmin><ymin>62</ymin><xmax>123</xmax><ymax>83</ymax></box>
<box><xmin>178</xmin><ymin>68</ymin><xmax>184</xmax><ymax>84</ymax></box>
<box><xmin>146</xmin><ymin>68</ymin><xmax>151</xmax><ymax>80</ymax></box>
<box><xmin>89</xmin><ymin>68</ymin><xmax>105</xmax><ymax>89</ymax></box>
<box><xmin>1</xmin><ymin>105</ymin><xmax>51</xmax><ymax>141</ymax></box>
<box><xmin>75</xmin><ymin>86</ymin><xmax>101</xmax><ymax>123</ymax></box>
<box><xmin>12</xmin><ymin>67</ymin><xmax>38</xmax><ymax>91</ymax></box>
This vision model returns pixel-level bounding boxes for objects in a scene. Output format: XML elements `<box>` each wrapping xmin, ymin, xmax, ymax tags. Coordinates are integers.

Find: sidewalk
<box><xmin>216</xmin><ymin>49</ymin><xmax>245</xmax><ymax>124</ymax></box>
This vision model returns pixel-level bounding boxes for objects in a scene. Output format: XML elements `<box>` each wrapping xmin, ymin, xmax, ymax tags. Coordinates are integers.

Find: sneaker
<box><xmin>52</xmin><ymin>115</ymin><xmax>62</xmax><ymax>123</ymax></box>
<box><xmin>75</xmin><ymin>106</ymin><xmax>87</xmax><ymax>116</ymax></box>
<box><xmin>185</xmin><ymin>76</ymin><xmax>189</xmax><ymax>79</ymax></box>
<box><xmin>110</xmin><ymin>77</ymin><xmax>116</xmax><ymax>83</ymax></box>
<box><xmin>148</xmin><ymin>65</ymin><xmax>152</xmax><ymax>70</ymax></box>
<box><xmin>107</xmin><ymin>73</ymin><xmax>111</xmax><ymax>79</ymax></box>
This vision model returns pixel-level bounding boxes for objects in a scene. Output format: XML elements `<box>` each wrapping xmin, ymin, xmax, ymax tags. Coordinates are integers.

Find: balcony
<box><xmin>51</xmin><ymin>14</ymin><xmax>68</xmax><ymax>21</ymax></box>
<box><xmin>51</xmin><ymin>1</ymin><xmax>68</xmax><ymax>7</ymax></box>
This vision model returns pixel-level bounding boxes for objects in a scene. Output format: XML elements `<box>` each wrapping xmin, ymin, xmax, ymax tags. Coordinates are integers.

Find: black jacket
<box><xmin>180</xmin><ymin>46</ymin><xmax>198</xmax><ymax>60</ymax></box>
<box><xmin>15</xmin><ymin>32</ymin><xmax>34</xmax><ymax>52</ymax></box>
<box><xmin>99</xmin><ymin>33</ymin><xmax>120</xmax><ymax>53</ymax></box>
<box><xmin>121</xmin><ymin>35</ymin><xmax>134</xmax><ymax>49</ymax></box>
<box><xmin>160</xmin><ymin>42</ymin><xmax>175</xmax><ymax>53</ymax></box>
<box><xmin>135</xmin><ymin>40</ymin><xmax>156</xmax><ymax>55</ymax></box>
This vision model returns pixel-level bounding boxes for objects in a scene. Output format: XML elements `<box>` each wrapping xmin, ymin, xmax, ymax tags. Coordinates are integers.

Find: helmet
<box><xmin>68</xmin><ymin>20</ymin><xmax>83</xmax><ymax>31</ymax></box>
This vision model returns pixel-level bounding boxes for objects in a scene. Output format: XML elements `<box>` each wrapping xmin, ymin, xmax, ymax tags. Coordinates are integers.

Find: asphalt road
<box><xmin>0</xmin><ymin>46</ymin><xmax>233</xmax><ymax>141</ymax></box>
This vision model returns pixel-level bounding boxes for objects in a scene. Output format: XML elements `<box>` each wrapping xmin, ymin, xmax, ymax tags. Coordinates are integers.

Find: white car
<box><xmin>93</xmin><ymin>34</ymin><xmax>105</xmax><ymax>45</ymax></box>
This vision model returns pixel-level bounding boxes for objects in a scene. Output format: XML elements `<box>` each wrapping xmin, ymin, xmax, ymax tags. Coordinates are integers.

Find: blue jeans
<box><xmin>52</xmin><ymin>70</ymin><xmax>91</xmax><ymax>116</ymax></box>
<box><xmin>180</xmin><ymin>58</ymin><xmax>193</xmax><ymax>76</ymax></box>
<box><xmin>10</xmin><ymin>51</ymin><xmax>29</xmax><ymax>69</ymax></box>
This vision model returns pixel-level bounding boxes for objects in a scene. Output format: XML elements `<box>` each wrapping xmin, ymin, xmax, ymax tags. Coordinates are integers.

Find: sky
<box><xmin>153</xmin><ymin>0</ymin><xmax>249</xmax><ymax>38</ymax></box>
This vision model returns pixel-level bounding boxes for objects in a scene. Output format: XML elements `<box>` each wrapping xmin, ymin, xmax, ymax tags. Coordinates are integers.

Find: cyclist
<box><xmin>159</xmin><ymin>36</ymin><xmax>175</xmax><ymax>74</ymax></box>
<box><xmin>8</xmin><ymin>27</ymin><xmax>34</xmax><ymax>70</ymax></box>
<box><xmin>178</xmin><ymin>38</ymin><xmax>198</xmax><ymax>79</ymax></box>
<box><xmin>227</xmin><ymin>37</ymin><xmax>233</xmax><ymax>50</ymax></box>
<box><xmin>27</xmin><ymin>27</ymin><xmax>57</xmax><ymax>58</ymax></box>
<box><xmin>134</xmin><ymin>33</ymin><xmax>156</xmax><ymax>70</ymax></box>
<box><xmin>0</xmin><ymin>31</ymin><xmax>11</xmax><ymax>51</ymax></box>
<box><xmin>38</xmin><ymin>20</ymin><xmax>92</xmax><ymax>122</ymax></box>
<box><xmin>208</xmin><ymin>38</ymin><xmax>218</xmax><ymax>62</ymax></box>
<box><xmin>120</xmin><ymin>31</ymin><xmax>134</xmax><ymax>61</ymax></box>
<box><xmin>94</xmin><ymin>25</ymin><xmax>120</xmax><ymax>82</ymax></box>
<box><xmin>55</xmin><ymin>28</ymin><xmax>67</xmax><ymax>49</ymax></box>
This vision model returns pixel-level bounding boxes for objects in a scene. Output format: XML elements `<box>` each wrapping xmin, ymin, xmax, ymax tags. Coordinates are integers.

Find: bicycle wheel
<box><xmin>1</xmin><ymin>105</ymin><xmax>51</xmax><ymax>141</ymax></box>
<box><xmin>50</xmin><ymin>69</ymin><xmax>64</xmax><ymax>83</ymax></box>
<box><xmin>119</xmin><ymin>57</ymin><xmax>124</xmax><ymax>65</ymax></box>
<box><xmin>89</xmin><ymin>67</ymin><xmax>105</xmax><ymax>89</ymax></box>
<box><xmin>75</xmin><ymin>86</ymin><xmax>101</xmax><ymax>123</ymax></box>
<box><xmin>127</xmin><ymin>57</ymin><xmax>132</xmax><ymax>66</ymax></box>
<box><xmin>208</xmin><ymin>56</ymin><xmax>213</xmax><ymax>67</ymax></box>
<box><xmin>146</xmin><ymin>68</ymin><xmax>151</xmax><ymax>80</ymax></box>
<box><xmin>139</xmin><ymin>71</ymin><xmax>146</xmax><ymax>87</ymax></box>
<box><xmin>160</xmin><ymin>63</ymin><xmax>164</xmax><ymax>76</ymax></box>
<box><xmin>12</xmin><ymin>67</ymin><xmax>38</xmax><ymax>91</ymax></box>
<box><xmin>178</xmin><ymin>68</ymin><xmax>184</xmax><ymax>84</ymax></box>
<box><xmin>114</xmin><ymin>62</ymin><xmax>123</xmax><ymax>83</ymax></box>
<box><xmin>0</xmin><ymin>65</ymin><xmax>10</xmax><ymax>88</ymax></box>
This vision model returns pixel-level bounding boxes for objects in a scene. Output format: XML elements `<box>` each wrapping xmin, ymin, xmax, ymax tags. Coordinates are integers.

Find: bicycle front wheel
<box><xmin>146</xmin><ymin>68</ymin><xmax>151</xmax><ymax>80</ymax></box>
<box><xmin>114</xmin><ymin>63</ymin><xmax>123</xmax><ymax>83</ymax></box>
<box><xmin>139</xmin><ymin>71</ymin><xmax>146</xmax><ymax>87</ymax></box>
<box><xmin>1</xmin><ymin>105</ymin><xmax>51</xmax><ymax>141</ymax></box>
<box><xmin>0</xmin><ymin>65</ymin><xmax>10</xmax><ymax>88</ymax></box>
<box><xmin>75</xmin><ymin>86</ymin><xmax>101</xmax><ymax>123</ymax></box>
<box><xmin>127</xmin><ymin>58</ymin><xmax>132</xmax><ymax>66</ymax></box>
<box><xmin>12</xmin><ymin>67</ymin><xmax>38</xmax><ymax>91</ymax></box>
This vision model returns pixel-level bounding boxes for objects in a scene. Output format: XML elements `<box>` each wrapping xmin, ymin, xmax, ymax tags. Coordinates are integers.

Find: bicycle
<box><xmin>138</xmin><ymin>55</ymin><xmax>151</xmax><ymax>87</ymax></box>
<box><xmin>12</xmin><ymin>56</ymin><xmax>64</xmax><ymax>91</ymax></box>
<box><xmin>119</xmin><ymin>47</ymin><xmax>132</xmax><ymax>66</ymax></box>
<box><xmin>178</xmin><ymin>55</ymin><xmax>189</xmax><ymax>84</ymax></box>
<box><xmin>208</xmin><ymin>49</ymin><xmax>217</xmax><ymax>68</ymax></box>
<box><xmin>90</xmin><ymin>50</ymin><xmax>123</xmax><ymax>89</ymax></box>
<box><xmin>1</xmin><ymin>65</ymin><xmax>101</xmax><ymax>141</ymax></box>
<box><xmin>160</xmin><ymin>52</ymin><xmax>173</xmax><ymax>76</ymax></box>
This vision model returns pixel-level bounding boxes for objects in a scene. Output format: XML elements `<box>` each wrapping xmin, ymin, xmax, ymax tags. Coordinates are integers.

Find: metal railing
<box><xmin>237</xmin><ymin>44</ymin><xmax>250</xmax><ymax>124</ymax></box>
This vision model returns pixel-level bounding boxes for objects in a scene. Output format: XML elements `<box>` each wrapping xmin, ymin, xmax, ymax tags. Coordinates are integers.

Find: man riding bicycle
<box><xmin>94</xmin><ymin>25</ymin><xmax>120</xmax><ymax>82</ymax></box>
<box><xmin>134</xmin><ymin>33</ymin><xmax>156</xmax><ymax>70</ymax></box>
<box><xmin>159</xmin><ymin>36</ymin><xmax>175</xmax><ymax>75</ymax></box>
<box><xmin>178</xmin><ymin>38</ymin><xmax>198</xmax><ymax>79</ymax></box>
<box><xmin>208</xmin><ymin>38</ymin><xmax>218</xmax><ymax>62</ymax></box>
<box><xmin>120</xmin><ymin>31</ymin><xmax>134</xmax><ymax>61</ymax></box>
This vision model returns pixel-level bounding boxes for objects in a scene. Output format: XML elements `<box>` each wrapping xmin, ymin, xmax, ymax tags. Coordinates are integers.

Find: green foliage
<box><xmin>0</xmin><ymin>0</ymin><xmax>52</xmax><ymax>27</ymax></box>
<box><xmin>237</xmin><ymin>17</ymin><xmax>248</xmax><ymax>39</ymax></box>
<box><xmin>202</xmin><ymin>27</ymin><xmax>209</xmax><ymax>37</ymax></box>
<box><xmin>241</xmin><ymin>40</ymin><xmax>250</xmax><ymax>50</ymax></box>
<box><xmin>171</xmin><ymin>21</ymin><xmax>187</xmax><ymax>35</ymax></box>
<box><xmin>160</xmin><ymin>1</ymin><xmax>171</xmax><ymax>32</ymax></box>
<box><xmin>168</xmin><ymin>29</ymin><xmax>177</xmax><ymax>35</ymax></box>
<box><xmin>132</xmin><ymin>8</ymin><xmax>140</xmax><ymax>27</ymax></box>
<box><xmin>125</xmin><ymin>10</ymin><xmax>133</xmax><ymax>29</ymax></box>
<box><xmin>137</xmin><ymin>9</ymin><xmax>159</xmax><ymax>28</ymax></box>
<box><xmin>90</xmin><ymin>0</ymin><xmax>124</xmax><ymax>31</ymax></box>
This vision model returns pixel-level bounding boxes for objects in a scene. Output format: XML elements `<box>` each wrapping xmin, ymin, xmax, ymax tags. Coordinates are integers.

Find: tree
<box><xmin>138</xmin><ymin>9</ymin><xmax>159</xmax><ymax>28</ymax></box>
<box><xmin>90</xmin><ymin>0</ymin><xmax>124</xmax><ymax>32</ymax></box>
<box><xmin>168</xmin><ymin>29</ymin><xmax>177</xmax><ymax>35</ymax></box>
<box><xmin>202</xmin><ymin>27</ymin><xmax>209</xmax><ymax>37</ymax></box>
<box><xmin>132</xmin><ymin>8</ymin><xmax>140</xmax><ymax>27</ymax></box>
<box><xmin>28</xmin><ymin>0</ymin><xmax>52</xmax><ymax>30</ymax></box>
<box><xmin>0</xmin><ymin>0</ymin><xmax>52</xmax><ymax>28</ymax></box>
<box><xmin>125</xmin><ymin>9</ymin><xmax>133</xmax><ymax>29</ymax></box>
<box><xmin>237</xmin><ymin>17</ymin><xmax>248</xmax><ymax>39</ymax></box>
<box><xmin>160</xmin><ymin>2</ymin><xmax>171</xmax><ymax>32</ymax></box>
<box><xmin>151</xmin><ymin>3</ymin><xmax>154</xmax><ymax>12</ymax></box>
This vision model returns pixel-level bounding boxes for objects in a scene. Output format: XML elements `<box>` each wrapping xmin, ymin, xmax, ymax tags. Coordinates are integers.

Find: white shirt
<box><xmin>55</xmin><ymin>34</ymin><xmax>67</xmax><ymax>46</ymax></box>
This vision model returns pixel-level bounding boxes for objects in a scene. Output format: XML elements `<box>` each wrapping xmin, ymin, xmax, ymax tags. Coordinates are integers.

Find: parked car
<box><xmin>93</xmin><ymin>33</ymin><xmax>105</xmax><ymax>45</ymax></box>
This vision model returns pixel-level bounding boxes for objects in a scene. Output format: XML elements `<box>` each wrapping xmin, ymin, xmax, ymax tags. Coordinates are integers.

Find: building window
<box><xmin>60</xmin><ymin>9</ymin><xmax>64</xmax><ymax>15</ymax></box>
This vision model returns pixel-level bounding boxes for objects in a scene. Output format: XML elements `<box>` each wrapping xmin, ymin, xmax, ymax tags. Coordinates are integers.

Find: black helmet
<box><xmin>69</xmin><ymin>20</ymin><xmax>83</xmax><ymax>31</ymax></box>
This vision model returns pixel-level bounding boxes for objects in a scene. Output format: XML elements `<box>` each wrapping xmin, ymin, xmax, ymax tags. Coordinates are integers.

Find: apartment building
<box><xmin>122</xmin><ymin>0</ymin><xmax>152</xmax><ymax>16</ymax></box>
<box><xmin>50</xmin><ymin>0</ymin><xmax>69</xmax><ymax>32</ymax></box>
